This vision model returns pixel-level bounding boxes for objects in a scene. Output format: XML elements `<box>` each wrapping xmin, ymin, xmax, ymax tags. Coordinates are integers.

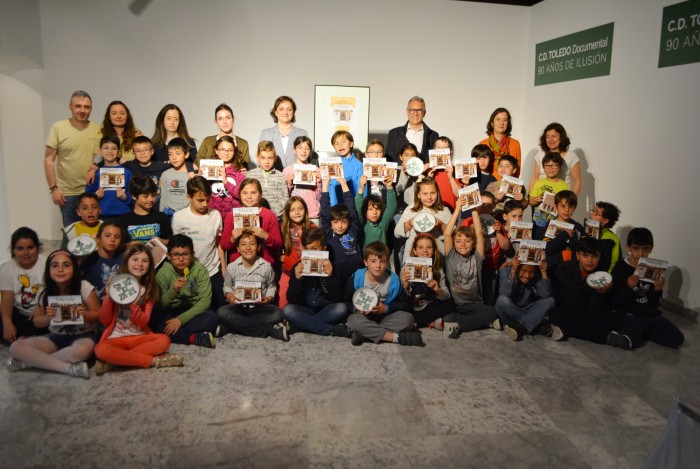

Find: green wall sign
<box><xmin>659</xmin><ymin>0</ymin><xmax>700</xmax><ymax>68</ymax></box>
<box><xmin>535</xmin><ymin>23</ymin><xmax>614</xmax><ymax>86</ymax></box>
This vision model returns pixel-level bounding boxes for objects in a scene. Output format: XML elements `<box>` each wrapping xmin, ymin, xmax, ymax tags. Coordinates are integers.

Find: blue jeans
<box><xmin>495</xmin><ymin>296</ymin><xmax>555</xmax><ymax>333</ymax></box>
<box><xmin>282</xmin><ymin>303</ymin><xmax>348</xmax><ymax>336</ymax></box>
<box><xmin>60</xmin><ymin>195</ymin><xmax>81</xmax><ymax>227</ymax></box>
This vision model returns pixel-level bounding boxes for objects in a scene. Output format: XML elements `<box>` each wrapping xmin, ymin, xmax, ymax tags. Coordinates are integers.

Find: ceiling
<box><xmin>457</xmin><ymin>0</ymin><xmax>543</xmax><ymax>6</ymax></box>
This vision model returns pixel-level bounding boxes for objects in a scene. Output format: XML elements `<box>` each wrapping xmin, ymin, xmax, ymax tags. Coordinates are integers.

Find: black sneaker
<box><xmin>286</xmin><ymin>321</ymin><xmax>300</xmax><ymax>335</ymax></box>
<box><xmin>606</xmin><ymin>331</ymin><xmax>632</xmax><ymax>350</ymax></box>
<box><xmin>398</xmin><ymin>331</ymin><xmax>425</xmax><ymax>347</ymax></box>
<box><xmin>269</xmin><ymin>323</ymin><xmax>290</xmax><ymax>342</ymax></box>
<box><xmin>214</xmin><ymin>325</ymin><xmax>229</xmax><ymax>338</ymax></box>
<box><xmin>444</xmin><ymin>322</ymin><xmax>461</xmax><ymax>339</ymax></box>
<box><xmin>504</xmin><ymin>322</ymin><xmax>528</xmax><ymax>341</ymax></box>
<box><xmin>535</xmin><ymin>319</ymin><xmax>553</xmax><ymax>336</ymax></box>
<box><xmin>351</xmin><ymin>331</ymin><xmax>366</xmax><ymax>346</ymax></box>
<box><xmin>332</xmin><ymin>323</ymin><xmax>351</xmax><ymax>338</ymax></box>
<box><xmin>194</xmin><ymin>332</ymin><xmax>216</xmax><ymax>348</ymax></box>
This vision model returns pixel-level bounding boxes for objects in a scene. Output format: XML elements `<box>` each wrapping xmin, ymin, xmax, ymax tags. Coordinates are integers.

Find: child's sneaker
<box><xmin>67</xmin><ymin>362</ymin><xmax>90</xmax><ymax>379</ymax></box>
<box><xmin>194</xmin><ymin>332</ymin><xmax>216</xmax><ymax>348</ymax></box>
<box><xmin>550</xmin><ymin>325</ymin><xmax>565</xmax><ymax>341</ymax></box>
<box><xmin>430</xmin><ymin>318</ymin><xmax>444</xmax><ymax>331</ymax></box>
<box><xmin>154</xmin><ymin>353</ymin><xmax>184</xmax><ymax>368</ymax></box>
<box><xmin>504</xmin><ymin>322</ymin><xmax>528</xmax><ymax>341</ymax></box>
<box><xmin>606</xmin><ymin>331</ymin><xmax>632</xmax><ymax>350</ymax></box>
<box><xmin>269</xmin><ymin>323</ymin><xmax>290</xmax><ymax>342</ymax></box>
<box><xmin>94</xmin><ymin>359</ymin><xmax>114</xmax><ymax>376</ymax></box>
<box><xmin>398</xmin><ymin>331</ymin><xmax>425</xmax><ymax>346</ymax></box>
<box><xmin>444</xmin><ymin>322</ymin><xmax>460</xmax><ymax>339</ymax></box>
<box><xmin>331</xmin><ymin>323</ymin><xmax>351</xmax><ymax>338</ymax></box>
<box><xmin>490</xmin><ymin>318</ymin><xmax>502</xmax><ymax>331</ymax></box>
<box><xmin>6</xmin><ymin>358</ymin><xmax>31</xmax><ymax>372</ymax></box>
<box><xmin>351</xmin><ymin>331</ymin><xmax>366</xmax><ymax>346</ymax></box>
<box><xmin>215</xmin><ymin>325</ymin><xmax>229</xmax><ymax>338</ymax></box>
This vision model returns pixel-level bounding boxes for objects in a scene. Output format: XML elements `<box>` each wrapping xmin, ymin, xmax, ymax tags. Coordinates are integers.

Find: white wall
<box><xmin>523</xmin><ymin>0</ymin><xmax>700</xmax><ymax>312</ymax></box>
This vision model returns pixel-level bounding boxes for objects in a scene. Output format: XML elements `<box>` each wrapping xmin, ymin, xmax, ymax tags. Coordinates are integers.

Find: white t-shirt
<box><xmin>172</xmin><ymin>207</ymin><xmax>223</xmax><ymax>276</ymax></box>
<box><xmin>0</xmin><ymin>254</ymin><xmax>46</xmax><ymax>316</ymax></box>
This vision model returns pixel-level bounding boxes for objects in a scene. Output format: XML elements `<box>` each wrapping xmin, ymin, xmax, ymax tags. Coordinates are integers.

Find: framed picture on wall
<box><xmin>314</xmin><ymin>85</ymin><xmax>370</xmax><ymax>153</ymax></box>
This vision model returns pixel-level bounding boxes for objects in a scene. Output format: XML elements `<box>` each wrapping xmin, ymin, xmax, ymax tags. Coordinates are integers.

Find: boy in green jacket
<box><xmin>355</xmin><ymin>173</ymin><xmax>397</xmax><ymax>247</ymax></box>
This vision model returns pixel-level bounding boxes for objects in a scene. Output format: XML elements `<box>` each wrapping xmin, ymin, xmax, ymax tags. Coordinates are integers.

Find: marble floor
<box><xmin>0</xmin><ymin>313</ymin><xmax>697</xmax><ymax>469</ymax></box>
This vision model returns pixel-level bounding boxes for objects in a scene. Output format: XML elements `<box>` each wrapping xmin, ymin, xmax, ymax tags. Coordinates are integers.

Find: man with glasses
<box><xmin>386</xmin><ymin>96</ymin><xmax>439</xmax><ymax>163</ymax></box>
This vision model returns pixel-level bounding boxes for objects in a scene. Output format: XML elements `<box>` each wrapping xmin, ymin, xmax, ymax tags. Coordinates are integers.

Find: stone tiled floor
<box><xmin>0</xmin><ymin>314</ymin><xmax>696</xmax><ymax>468</ymax></box>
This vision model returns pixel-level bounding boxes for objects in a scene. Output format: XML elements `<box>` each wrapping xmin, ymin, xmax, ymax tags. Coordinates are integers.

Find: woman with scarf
<box><xmin>479</xmin><ymin>107</ymin><xmax>521</xmax><ymax>180</ymax></box>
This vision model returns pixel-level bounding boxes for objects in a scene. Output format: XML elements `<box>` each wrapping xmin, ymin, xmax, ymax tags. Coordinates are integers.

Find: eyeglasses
<box><xmin>217</xmin><ymin>149</ymin><xmax>235</xmax><ymax>154</ymax></box>
<box><xmin>170</xmin><ymin>252</ymin><xmax>192</xmax><ymax>259</ymax></box>
<box><xmin>543</xmin><ymin>164</ymin><xmax>560</xmax><ymax>168</ymax></box>
<box><xmin>134</xmin><ymin>148</ymin><xmax>152</xmax><ymax>154</ymax></box>
<box><xmin>366</xmin><ymin>151</ymin><xmax>384</xmax><ymax>156</ymax></box>
<box><xmin>407</xmin><ymin>108</ymin><xmax>425</xmax><ymax>114</ymax></box>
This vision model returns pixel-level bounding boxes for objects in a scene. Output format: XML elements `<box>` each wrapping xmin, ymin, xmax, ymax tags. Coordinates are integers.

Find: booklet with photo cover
<box><xmin>517</xmin><ymin>240</ymin><xmax>547</xmax><ymax>265</ymax></box>
<box><xmin>100</xmin><ymin>167</ymin><xmax>125</xmax><ymax>189</ymax></box>
<box><xmin>544</xmin><ymin>219</ymin><xmax>574</xmax><ymax>239</ymax></box>
<box><xmin>428</xmin><ymin>148</ymin><xmax>451</xmax><ymax>169</ymax></box>
<box><xmin>199</xmin><ymin>159</ymin><xmax>224</xmax><ymax>181</ymax></box>
<box><xmin>539</xmin><ymin>191</ymin><xmax>558</xmax><ymax>216</ymax></box>
<box><xmin>232</xmin><ymin>207</ymin><xmax>260</xmax><ymax>229</ymax></box>
<box><xmin>500</xmin><ymin>176</ymin><xmax>525</xmax><ymax>198</ymax></box>
<box><xmin>454</xmin><ymin>158</ymin><xmax>477</xmax><ymax>180</ymax></box>
<box><xmin>509</xmin><ymin>221</ymin><xmax>533</xmax><ymax>241</ymax></box>
<box><xmin>634</xmin><ymin>257</ymin><xmax>669</xmax><ymax>284</ymax></box>
<box><xmin>48</xmin><ymin>295</ymin><xmax>85</xmax><ymax>326</ymax></box>
<box><xmin>584</xmin><ymin>218</ymin><xmax>600</xmax><ymax>239</ymax></box>
<box><xmin>403</xmin><ymin>256</ymin><xmax>433</xmax><ymax>283</ymax></box>
<box><xmin>234</xmin><ymin>280</ymin><xmax>262</xmax><ymax>303</ymax></box>
<box><xmin>293</xmin><ymin>164</ymin><xmax>318</xmax><ymax>186</ymax></box>
<box><xmin>319</xmin><ymin>157</ymin><xmax>344</xmax><ymax>180</ymax></box>
<box><xmin>301</xmin><ymin>250</ymin><xmax>330</xmax><ymax>277</ymax></box>
<box><xmin>458</xmin><ymin>183</ymin><xmax>482</xmax><ymax>212</ymax></box>
<box><xmin>385</xmin><ymin>162</ymin><xmax>398</xmax><ymax>183</ymax></box>
<box><xmin>145</xmin><ymin>237</ymin><xmax>168</xmax><ymax>267</ymax></box>
<box><xmin>363</xmin><ymin>158</ymin><xmax>388</xmax><ymax>182</ymax></box>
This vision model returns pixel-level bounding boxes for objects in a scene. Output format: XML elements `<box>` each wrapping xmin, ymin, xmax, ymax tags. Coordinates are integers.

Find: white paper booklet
<box><xmin>404</xmin><ymin>256</ymin><xmax>433</xmax><ymax>283</ymax></box>
<box><xmin>363</xmin><ymin>158</ymin><xmax>388</xmax><ymax>181</ymax></box>
<box><xmin>540</xmin><ymin>191</ymin><xmax>558</xmax><ymax>216</ymax></box>
<box><xmin>509</xmin><ymin>221</ymin><xmax>533</xmax><ymax>241</ymax></box>
<box><xmin>517</xmin><ymin>240</ymin><xmax>547</xmax><ymax>265</ymax></box>
<box><xmin>199</xmin><ymin>159</ymin><xmax>224</xmax><ymax>181</ymax></box>
<box><xmin>232</xmin><ymin>207</ymin><xmax>260</xmax><ymax>229</ymax></box>
<box><xmin>458</xmin><ymin>183</ymin><xmax>482</xmax><ymax>212</ymax></box>
<box><xmin>48</xmin><ymin>295</ymin><xmax>85</xmax><ymax>326</ymax></box>
<box><xmin>500</xmin><ymin>175</ymin><xmax>525</xmax><ymax>198</ymax></box>
<box><xmin>428</xmin><ymin>148</ymin><xmax>451</xmax><ymax>169</ymax></box>
<box><xmin>634</xmin><ymin>257</ymin><xmax>669</xmax><ymax>284</ymax></box>
<box><xmin>100</xmin><ymin>167</ymin><xmax>125</xmax><ymax>189</ymax></box>
<box><xmin>145</xmin><ymin>237</ymin><xmax>168</xmax><ymax>267</ymax></box>
<box><xmin>319</xmin><ymin>157</ymin><xmax>344</xmax><ymax>180</ymax></box>
<box><xmin>385</xmin><ymin>162</ymin><xmax>399</xmax><ymax>183</ymax></box>
<box><xmin>301</xmin><ymin>250</ymin><xmax>330</xmax><ymax>277</ymax></box>
<box><xmin>234</xmin><ymin>281</ymin><xmax>262</xmax><ymax>303</ymax></box>
<box><xmin>544</xmin><ymin>219</ymin><xmax>574</xmax><ymax>239</ymax></box>
<box><xmin>584</xmin><ymin>218</ymin><xmax>600</xmax><ymax>239</ymax></box>
<box><xmin>454</xmin><ymin>158</ymin><xmax>477</xmax><ymax>179</ymax></box>
<box><xmin>293</xmin><ymin>164</ymin><xmax>318</xmax><ymax>185</ymax></box>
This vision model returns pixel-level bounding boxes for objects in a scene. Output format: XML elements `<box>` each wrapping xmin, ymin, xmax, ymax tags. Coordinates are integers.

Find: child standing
<box><xmin>8</xmin><ymin>250</ymin><xmax>99</xmax><ymax>378</ymax></box>
<box><xmin>486</xmin><ymin>155</ymin><xmax>528</xmax><ymax>213</ymax></box>
<box><xmin>94</xmin><ymin>244</ymin><xmax>182</xmax><ymax>375</ymax></box>
<box><xmin>345</xmin><ymin>242</ymin><xmax>423</xmax><ymax>346</ymax></box>
<box><xmin>430</xmin><ymin>136</ymin><xmax>457</xmax><ymax>212</ymax></box>
<box><xmin>589</xmin><ymin>201</ymin><xmax>621</xmax><ymax>272</ymax></box>
<box><xmin>217</xmin><ymin>230</ymin><xmax>288</xmax><ymax>341</ymax></box>
<box><xmin>220</xmin><ymin>178</ymin><xmax>283</xmax><ymax>267</ymax></box>
<box><xmin>529</xmin><ymin>152</ymin><xmax>570</xmax><ymax>240</ymax></box>
<box><xmin>61</xmin><ymin>193</ymin><xmax>103</xmax><ymax>249</ymax></box>
<box><xmin>355</xmin><ymin>173</ymin><xmax>397</xmax><ymax>248</ymax></box>
<box><xmin>327</xmin><ymin>131</ymin><xmax>364</xmax><ymax>206</ymax></box>
<box><xmin>393</xmin><ymin>143</ymin><xmax>421</xmax><ymax>213</ymax></box>
<box><xmin>80</xmin><ymin>220</ymin><xmax>125</xmax><ymax>299</ymax></box>
<box><xmin>152</xmin><ymin>234</ymin><xmax>218</xmax><ymax>348</ymax></box>
<box><xmin>85</xmin><ymin>135</ymin><xmax>132</xmax><ymax>218</ymax></box>
<box><xmin>282</xmin><ymin>228</ymin><xmax>350</xmax><ymax>337</ymax></box>
<box><xmin>1</xmin><ymin>227</ymin><xmax>47</xmax><ymax>342</ymax></box>
<box><xmin>246</xmin><ymin>141</ymin><xmax>287</xmax><ymax>218</ymax></box>
<box><xmin>442</xmin><ymin>198</ymin><xmax>499</xmax><ymax>338</ymax></box>
<box><xmin>279</xmin><ymin>197</ymin><xmax>316</xmax><ymax>308</ymax></box>
<box><xmin>467</xmin><ymin>144</ymin><xmax>497</xmax><ymax>194</ymax></box>
<box><xmin>118</xmin><ymin>176</ymin><xmax>173</xmax><ymax>245</ymax></box>
<box><xmin>283</xmin><ymin>136</ymin><xmax>321</xmax><ymax>224</ymax></box>
<box><xmin>543</xmin><ymin>190</ymin><xmax>585</xmax><ymax>270</ymax></box>
<box><xmin>160</xmin><ymin>138</ymin><xmax>194</xmax><ymax>216</ymax></box>
<box><xmin>320</xmin><ymin>176</ymin><xmax>363</xmax><ymax>284</ymax></box>
<box><xmin>206</xmin><ymin>135</ymin><xmax>247</xmax><ymax>219</ymax></box>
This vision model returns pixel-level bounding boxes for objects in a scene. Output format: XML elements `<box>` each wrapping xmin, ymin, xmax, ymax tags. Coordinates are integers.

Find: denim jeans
<box><xmin>282</xmin><ymin>303</ymin><xmax>348</xmax><ymax>336</ymax></box>
<box><xmin>149</xmin><ymin>309</ymin><xmax>218</xmax><ymax>344</ymax></box>
<box><xmin>495</xmin><ymin>296</ymin><xmax>555</xmax><ymax>333</ymax></box>
<box><xmin>60</xmin><ymin>195</ymin><xmax>81</xmax><ymax>227</ymax></box>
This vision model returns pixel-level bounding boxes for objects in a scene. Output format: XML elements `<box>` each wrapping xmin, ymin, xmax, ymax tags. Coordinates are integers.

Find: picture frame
<box><xmin>314</xmin><ymin>85</ymin><xmax>370</xmax><ymax>153</ymax></box>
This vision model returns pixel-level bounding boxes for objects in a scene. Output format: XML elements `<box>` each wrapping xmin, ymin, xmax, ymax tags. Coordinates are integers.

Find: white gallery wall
<box><xmin>1</xmin><ymin>0</ymin><xmax>698</xmax><ymax>312</ymax></box>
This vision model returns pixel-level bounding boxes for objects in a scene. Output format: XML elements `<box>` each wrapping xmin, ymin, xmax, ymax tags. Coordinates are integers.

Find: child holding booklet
<box><xmin>610</xmin><ymin>228</ymin><xmax>684</xmax><ymax>349</ymax></box>
<box><xmin>530</xmin><ymin>152</ymin><xmax>569</xmax><ymax>240</ymax></box>
<box><xmin>589</xmin><ymin>201</ymin><xmax>621</xmax><ymax>272</ymax></box>
<box><xmin>94</xmin><ymin>244</ymin><xmax>182</xmax><ymax>375</ymax></box>
<box><xmin>400</xmin><ymin>233</ymin><xmax>453</xmax><ymax>328</ymax></box>
<box><xmin>205</xmin><ymin>135</ymin><xmax>247</xmax><ymax>219</ymax></box>
<box><xmin>429</xmin><ymin>137</ymin><xmax>457</xmax><ymax>212</ymax></box>
<box><xmin>279</xmin><ymin>196</ymin><xmax>316</xmax><ymax>308</ymax></box>
<box><xmin>8</xmin><ymin>250</ymin><xmax>99</xmax><ymax>379</ymax></box>
<box><xmin>216</xmin><ymin>230</ymin><xmax>289</xmax><ymax>341</ymax></box>
<box><xmin>441</xmin><ymin>197</ymin><xmax>499</xmax><ymax>338</ymax></box>
<box><xmin>246</xmin><ymin>141</ymin><xmax>287</xmax><ymax>218</ymax></box>
<box><xmin>485</xmin><ymin>155</ymin><xmax>528</xmax><ymax>214</ymax></box>
<box><xmin>355</xmin><ymin>173</ymin><xmax>397</xmax><ymax>247</ymax></box>
<box><xmin>463</xmin><ymin>144</ymin><xmax>497</xmax><ymax>194</ymax></box>
<box><xmin>221</xmin><ymin>178</ymin><xmax>283</xmax><ymax>267</ymax></box>
<box><xmin>282</xmin><ymin>228</ymin><xmax>350</xmax><ymax>337</ymax></box>
<box><xmin>283</xmin><ymin>136</ymin><xmax>321</xmax><ymax>224</ymax></box>
<box><xmin>543</xmin><ymin>190</ymin><xmax>585</xmax><ymax>270</ymax></box>
<box><xmin>327</xmin><ymin>131</ymin><xmax>364</xmax><ymax>206</ymax></box>
<box><xmin>85</xmin><ymin>135</ymin><xmax>132</xmax><ymax>217</ymax></box>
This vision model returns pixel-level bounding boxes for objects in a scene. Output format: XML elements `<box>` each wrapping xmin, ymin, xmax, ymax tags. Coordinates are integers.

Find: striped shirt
<box><xmin>223</xmin><ymin>256</ymin><xmax>276</xmax><ymax>299</ymax></box>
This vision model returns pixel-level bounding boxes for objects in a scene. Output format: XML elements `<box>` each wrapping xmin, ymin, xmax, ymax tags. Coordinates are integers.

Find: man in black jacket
<box><xmin>385</xmin><ymin>96</ymin><xmax>439</xmax><ymax>163</ymax></box>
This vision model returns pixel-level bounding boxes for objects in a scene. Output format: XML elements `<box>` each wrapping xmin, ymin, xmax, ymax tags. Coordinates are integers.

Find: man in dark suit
<box><xmin>385</xmin><ymin>96</ymin><xmax>439</xmax><ymax>163</ymax></box>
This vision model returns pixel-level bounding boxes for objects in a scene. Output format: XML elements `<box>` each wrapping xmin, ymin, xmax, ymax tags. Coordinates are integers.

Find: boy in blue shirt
<box><xmin>327</xmin><ymin>131</ymin><xmax>365</xmax><ymax>206</ymax></box>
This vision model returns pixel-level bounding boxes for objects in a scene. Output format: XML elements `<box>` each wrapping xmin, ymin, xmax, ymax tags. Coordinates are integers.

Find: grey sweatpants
<box><xmin>347</xmin><ymin>310</ymin><xmax>415</xmax><ymax>343</ymax></box>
